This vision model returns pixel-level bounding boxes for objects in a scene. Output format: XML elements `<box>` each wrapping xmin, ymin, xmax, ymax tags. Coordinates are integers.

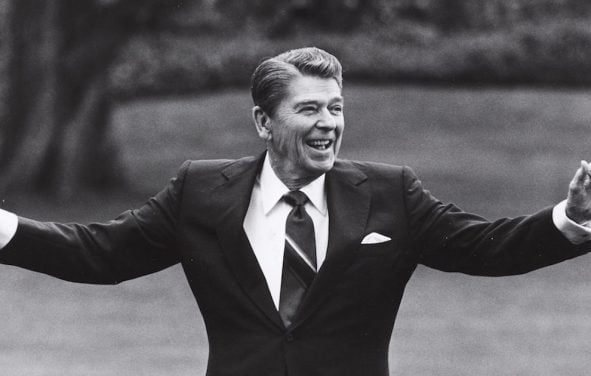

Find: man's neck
<box><xmin>281</xmin><ymin>177</ymin><xmax>317</xmax><ymax>191</ymax></box>
<box><xmin>268</xmin><ymin>157</ymin><xmax>322</xmax><ymax>191</ymax></box>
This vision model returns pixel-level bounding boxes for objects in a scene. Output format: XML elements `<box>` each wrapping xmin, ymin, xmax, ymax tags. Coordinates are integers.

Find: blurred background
<box><xmin>1</xmin><ymin>0</ymin><xmax>591</xmax><ymax>374</ymax></box>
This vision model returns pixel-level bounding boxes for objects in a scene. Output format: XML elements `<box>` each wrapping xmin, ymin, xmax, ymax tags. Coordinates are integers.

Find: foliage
<box><xmin>0</xmin><ymin>0</ymin><xmax>184</xmax><ymax>195</ymax></box>
<box><xmin>6</xmin><ymin>0</ymin><xmax>591</xmax><ymax>99</ymax></box>
<box><xmin>3</xmin><ymin>0</ymin><xmax>591</xmax><ymax>194</ymax></box>
<box><xmin>111</xmin><ymin>15</ymin><xmax>591</xmax><ymax>99</ymax></box>
<box><xmin>436</xmin><ymin>20</ymin><xmax>591</xmax><ymax>85</ymax></box>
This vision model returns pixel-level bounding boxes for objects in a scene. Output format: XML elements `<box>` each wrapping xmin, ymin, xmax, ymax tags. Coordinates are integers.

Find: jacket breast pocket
<box><xmin>336</xmin><ymin>240</ymin><xmax>409</xmax><ymax>296</ymax></box>
<box><xmin>356</xmin><ymin>239</ymin><xmax>398</xmax><ymax>258</ymax></box>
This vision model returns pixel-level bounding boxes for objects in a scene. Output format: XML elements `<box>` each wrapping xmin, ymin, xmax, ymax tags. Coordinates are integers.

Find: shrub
<box><xmin>110</xmin><ymin>18</ymin><xmax>591</xmax><ymax>98</ymax></box>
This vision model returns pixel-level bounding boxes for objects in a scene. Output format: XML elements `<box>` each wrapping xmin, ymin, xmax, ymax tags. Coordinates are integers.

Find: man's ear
<box><xmin>252</xmin><ymin>106</ymin><xmax>272</xmax><ymax>141</ymax></box>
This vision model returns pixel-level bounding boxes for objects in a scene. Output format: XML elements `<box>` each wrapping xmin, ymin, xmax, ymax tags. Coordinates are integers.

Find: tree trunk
<box><xmin>0</xmin><ymin>0</ymin><xmax>185</xmax><ymax>197</ymax></box>
<box><xmin>0</xmin><ymin>0</ymin><xmax>62</xmax><ymax>195</ymax></box>
<box><xmin>0</xmin><ymin>1</ymin><xmax>126</xmax><ymax>197</ymax></box>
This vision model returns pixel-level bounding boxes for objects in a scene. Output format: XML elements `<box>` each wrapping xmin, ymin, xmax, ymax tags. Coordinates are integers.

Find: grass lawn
<box><xmin>2</xmin><ymin>84</ymin><xmax>591</xmax><ymax>375</ymax></box>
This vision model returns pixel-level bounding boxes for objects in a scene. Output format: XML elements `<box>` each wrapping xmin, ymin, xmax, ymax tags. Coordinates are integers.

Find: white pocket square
<box><xmin>361</xmin><ymin>232</ymin><xmax>391</xmax><ymax>244</ymax></box>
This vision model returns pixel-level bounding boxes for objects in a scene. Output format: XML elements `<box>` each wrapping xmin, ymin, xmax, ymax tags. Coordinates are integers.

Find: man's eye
<box><xmin>330</xmin><ymin>106</ymin><xmax>343</xmax><ymax>114</ymax></box>
<box><xmin>300</xmin><ymin>106</ymin><xmax>317</xmax><ymax>113</ymax></box>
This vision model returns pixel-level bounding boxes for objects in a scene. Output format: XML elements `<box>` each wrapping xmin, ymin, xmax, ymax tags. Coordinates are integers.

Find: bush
<box><xmin>110</xmin><ymin>18</ymin><xmax>591</xmax><ymax>98</ymax></box>
<box><xmin>435</xmin><ymin>20</ymin><xmax>591</xmax><ymax>85</ymax></box>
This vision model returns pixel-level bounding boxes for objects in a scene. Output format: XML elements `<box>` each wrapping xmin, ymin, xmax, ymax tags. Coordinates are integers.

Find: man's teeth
<box><xmin>308</xmin><ymin>140</ymin><xmax>332</xmax><ymax>150</ymax></box>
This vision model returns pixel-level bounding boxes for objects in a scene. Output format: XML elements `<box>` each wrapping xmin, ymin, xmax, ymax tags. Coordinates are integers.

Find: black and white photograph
<box><xmin>1</xmin><ymin>1</ymin><xmax>591</xmax><ymax>375</ymax></box>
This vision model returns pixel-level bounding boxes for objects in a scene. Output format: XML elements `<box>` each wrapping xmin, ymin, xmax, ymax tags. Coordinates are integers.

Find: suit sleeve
<box><xmin>402</xmin><ymin>166</ymin><xmax>591</xmax><ymax>276</ymax></box>
<box><xmin>0</xmin><ymin>161</ymin><xmax>190</xmax><ymax>284</ymax></box>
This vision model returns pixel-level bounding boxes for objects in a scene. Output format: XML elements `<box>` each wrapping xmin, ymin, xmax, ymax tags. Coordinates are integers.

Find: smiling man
<box><xmin>2</xmin><ymin>47</ymin><xmax>591</xmax><ymax>376</ymax></box>
<box><xmin>251</xmin><ymin>52</ymin><xmax>344</xmax><ymax>190</ymax></box>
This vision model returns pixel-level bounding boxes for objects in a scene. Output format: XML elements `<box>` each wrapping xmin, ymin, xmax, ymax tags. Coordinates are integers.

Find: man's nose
<box><xmin>315</xmin><ymin>108</ymin><xmax>337</xmax><ymax>130</ymax></box>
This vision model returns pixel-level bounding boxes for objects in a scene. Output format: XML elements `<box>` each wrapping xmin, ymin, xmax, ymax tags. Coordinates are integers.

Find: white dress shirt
<box><xmin>243</xmin><ymin>155</ymin><xmax>329</xmax><ymax>309</ymax></box>
<box><xmin>0</xmin><ymin>211</ymin><xmax>17</xmax><ymax>248</ymax></box>
<box><xmin>0</xmin><ymin>161</ymin><xmax>590</xmax><ymax>310</ymax></box>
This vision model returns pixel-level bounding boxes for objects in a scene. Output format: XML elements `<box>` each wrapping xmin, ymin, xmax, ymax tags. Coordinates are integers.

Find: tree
<box><xmin>0</xmin><ymin>0</ymin><xmax>181</xmax><ymax>197</ymax></box>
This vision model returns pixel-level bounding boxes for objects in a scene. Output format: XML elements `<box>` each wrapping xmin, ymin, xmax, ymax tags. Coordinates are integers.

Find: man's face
<box><xmin>261</xmin><ymin>74</ymin><xmax>344</xmax><ymax>184</ymax></box>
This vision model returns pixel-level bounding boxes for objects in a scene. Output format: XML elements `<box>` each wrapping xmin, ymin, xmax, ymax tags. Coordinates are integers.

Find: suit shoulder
<box><xmin>181</xmin><ymin>155</ymin><xmax>257</xmax><ymax>175</ymax></box>
<box><xmin>338</xmin><ymin>159</ymin><xmax>410</xmax><ymax>180</ymax></box>
<box><xmin>177</xmin><ymin>155</ymin><xmax>260</xmax><ymax>189</ymax></box>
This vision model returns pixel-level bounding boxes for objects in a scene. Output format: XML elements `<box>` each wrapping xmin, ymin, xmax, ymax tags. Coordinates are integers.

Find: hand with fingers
<box><xmin>566</xmin><ymin>160</ymin><xmax>591</xmax><ymax>225</ymax></box>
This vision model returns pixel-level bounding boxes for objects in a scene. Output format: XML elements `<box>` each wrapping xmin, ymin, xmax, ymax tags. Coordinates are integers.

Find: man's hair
<box><xmin>250</xmin><ymin>47</ymin><xmax>343</xmax><ymax>116</ymax></box>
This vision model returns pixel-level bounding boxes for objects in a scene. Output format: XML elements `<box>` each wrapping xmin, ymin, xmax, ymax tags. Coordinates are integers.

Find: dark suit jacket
<box><xmin>1</xmin><ymin>154</ymin><xmax>588</xmax><ymax>376</ymax></box>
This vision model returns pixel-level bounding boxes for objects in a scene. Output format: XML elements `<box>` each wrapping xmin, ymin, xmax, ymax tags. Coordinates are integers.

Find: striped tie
<box><xmin>278</xmin><ymin>190</ymin><xmax>317</xmax><ymax>327</ymax></box>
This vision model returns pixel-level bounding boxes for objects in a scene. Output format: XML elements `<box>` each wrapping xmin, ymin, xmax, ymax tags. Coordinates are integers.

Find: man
<box><xmin>1</xmin><ymin>47</ymin><xmax>591</xmax><ymax>375</ymax></box>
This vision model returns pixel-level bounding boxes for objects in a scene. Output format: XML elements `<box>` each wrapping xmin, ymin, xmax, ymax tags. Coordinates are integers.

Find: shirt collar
<box><xmin>259</xmin><ymin>153</ymin><xmax>327</xmax><ymax>216</ymax></box>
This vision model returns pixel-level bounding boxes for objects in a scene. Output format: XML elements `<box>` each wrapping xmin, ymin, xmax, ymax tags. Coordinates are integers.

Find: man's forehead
<box><xmin>287</xmin><ymin>75</ymin><xmax>343</xmax><ymax>102</ymax></box>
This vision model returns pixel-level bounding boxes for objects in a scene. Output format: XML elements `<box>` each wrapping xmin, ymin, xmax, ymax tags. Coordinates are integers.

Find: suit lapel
<box><xmin>291</xmin><ymin>160</ymin><xmax>371</xmax><ymax>328</ymax></box>
<box><xmin>210</xmin><ymin>156</ymin><xmax>371</xmax><ymax>331</ymax></box>
<box><xmin>212</xmin><ymin>154</ymin><xmax>285</xmax><ymax>330</ymax></box>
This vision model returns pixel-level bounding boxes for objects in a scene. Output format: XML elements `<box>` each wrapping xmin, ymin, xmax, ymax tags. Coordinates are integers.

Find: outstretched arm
<box><xmin>403</xmin><ymin>166</ymin><xmax>590</xmax><ymax>276</ymax></box>
<box><xmin>0</xmin><ymin>161</ymin><xmax>190</xmax><ymax>284</ymax></box>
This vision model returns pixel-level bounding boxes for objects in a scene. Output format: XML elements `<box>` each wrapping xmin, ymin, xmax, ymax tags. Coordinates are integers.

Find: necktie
<box><xmin>278</xmin><ymin>190</ymin><xmax>317</xmax><ymax>327</ymax></box>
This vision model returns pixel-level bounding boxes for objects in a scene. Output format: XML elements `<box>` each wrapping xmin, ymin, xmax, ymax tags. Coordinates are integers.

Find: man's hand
<box><xmin>566</xmin><ymin>160</ymin><xmax>591</xmax><ymax>224</ymax></box>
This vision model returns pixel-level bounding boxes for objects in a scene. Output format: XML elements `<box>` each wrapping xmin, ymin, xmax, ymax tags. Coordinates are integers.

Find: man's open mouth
<box><xmin>307</xmin><ymin>139</ymin><xmax>333</xmax><ymax>150</ymax></box>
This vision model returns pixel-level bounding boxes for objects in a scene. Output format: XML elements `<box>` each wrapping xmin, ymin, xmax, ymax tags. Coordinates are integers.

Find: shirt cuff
<box><xmin>0</xmin><ymin>208</ymin><xmax>18</xmax><ymax>249</ymax></box>
<box><xmin>552</xmin><ymin>200</ymin><xmax>591</xmax><ymax>244</ymax></box>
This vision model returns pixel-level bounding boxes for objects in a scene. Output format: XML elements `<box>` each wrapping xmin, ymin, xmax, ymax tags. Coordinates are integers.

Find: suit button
<box><xmin>285</xmin><ymin>334</ymin><xmax>294</xmax><ymax>342</ymax></box>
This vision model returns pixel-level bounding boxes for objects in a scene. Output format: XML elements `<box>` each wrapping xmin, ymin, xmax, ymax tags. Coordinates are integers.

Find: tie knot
<box><xmin>283</xmin><ymin>190</ymin><xmax>309</xmax><ymax>207</ymax></box>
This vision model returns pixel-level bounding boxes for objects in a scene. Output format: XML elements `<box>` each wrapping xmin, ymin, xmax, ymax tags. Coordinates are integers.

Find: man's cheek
<box><xmin>286</xmin><ymin>133</ymin><xmax>302</xmax><ymax>157</ymax></box>
<box><xmin>274</xmin><ymin>132</ymin><xmax>292</xmax><ymax>154</ymax></box>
